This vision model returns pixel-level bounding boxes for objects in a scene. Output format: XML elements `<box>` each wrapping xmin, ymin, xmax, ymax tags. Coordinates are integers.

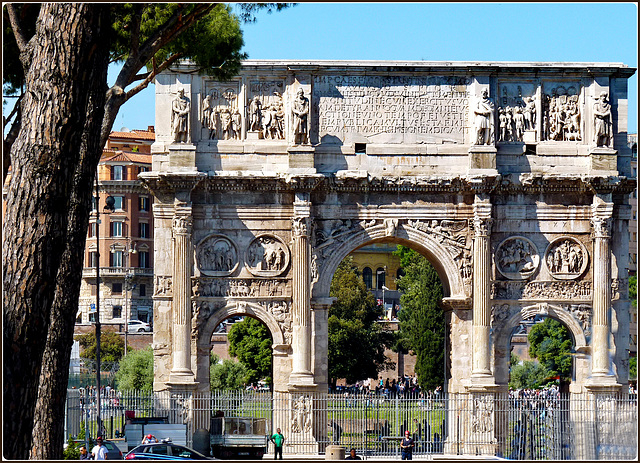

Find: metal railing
<box><xmin>65</xmin><ymin>389</ymin><xmax>637</xmax><ymax>460</ymax></box>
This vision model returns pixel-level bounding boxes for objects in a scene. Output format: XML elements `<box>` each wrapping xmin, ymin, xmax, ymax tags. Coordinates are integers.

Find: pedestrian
<box><xmin>345</xmin><ymin>448</ymin><xmax>361</xmax><ymax>460</ymax></box>
<box><xmin>141</xmin><ymin>433</ymin><xmax>158</xmax><ymax>444</ymax></box>
<box><xmin>91</xmin><ymin>436</ymin><xmax>108</xmax><ymax>460</ymax></box>
<box><xmin>79</xmin><ymin>446</ymin><xmax>90</xmax><ymax>460</ymax></box>
<box><xmin>400</xmin><ymin>430</ymin><xmax>414</xmax><ymax>460</ymax></box>
<box><xmin>271</xmin><ymin>427</ymin><xmax>285</xmax><ymax>460</ymax></box>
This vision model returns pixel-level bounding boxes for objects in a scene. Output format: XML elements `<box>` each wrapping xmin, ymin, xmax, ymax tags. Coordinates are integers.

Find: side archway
<box><xmin>194</xmin><ymin>301</ymin><xmax>288</xmax><ymax>390</ymax></box>
<box><xmin>492</xmin><ymin>303</ymin><xmax>590</xmax><ymax>390</ymax></box>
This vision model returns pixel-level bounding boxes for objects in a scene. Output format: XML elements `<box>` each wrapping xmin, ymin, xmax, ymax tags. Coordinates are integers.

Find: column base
<box><xmin>169</xmin><ymin>369</ymin><xmax>196</xmax><ymax>385</ymax></box>
<box><xmin>288</xmin><ymin>371</ymin><xmax>317</xmax><ymax>388</ymax></box>
<box><xmin>466</xmin><ymin>372</ymin><xmax>501</xmax><ymax>392</ymax></box>
<box><xmin>585</xmin><ymin>375</ymin><xmax>622</xmax><ymax>393</ymax></box>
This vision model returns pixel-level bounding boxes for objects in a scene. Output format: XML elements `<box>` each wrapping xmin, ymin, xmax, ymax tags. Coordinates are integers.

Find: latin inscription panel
<box><xmin>312</xmin><ymin>75</ymin><xmax>470</xmax><ymax>144</ymax></box>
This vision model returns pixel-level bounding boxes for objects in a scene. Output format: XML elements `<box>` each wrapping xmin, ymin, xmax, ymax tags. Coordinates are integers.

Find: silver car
<box><xmin>128</xmin><ymin>320</ymin><xmax>151</xmax><ymax>333</ymax></box>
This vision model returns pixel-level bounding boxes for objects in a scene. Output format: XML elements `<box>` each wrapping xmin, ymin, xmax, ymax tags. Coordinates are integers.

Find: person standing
<box><xmin>271</xmin><ymin>427</ymin><xmax>285</xmax><ymax>460</ymax></box>
<box><xmin>91</xmin><ymin>436</ymin><xmax>108</xmax><ymax>460</ymax></box>
<box><xmin>400</xmin><ymin>430</ymin><xmax>415</xmax><ymax>460</ymax></box>
<box><xmin>345</xmin><ymin>448</ymin><xmax>361</xmax><ymax>460</ymax></box>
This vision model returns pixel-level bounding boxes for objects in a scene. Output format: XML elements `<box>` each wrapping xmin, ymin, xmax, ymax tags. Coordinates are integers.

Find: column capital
<box><xmin>292</xmin><ymin>216</ymin><xmax>311</xmax><ymax>238</ymax></box>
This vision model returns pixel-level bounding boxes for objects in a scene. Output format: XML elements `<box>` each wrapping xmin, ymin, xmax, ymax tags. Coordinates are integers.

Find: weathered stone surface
<box><xmin>142</xmin><ymin>61</ymin><xmax>635</xmax><ymax>405</ymax></box>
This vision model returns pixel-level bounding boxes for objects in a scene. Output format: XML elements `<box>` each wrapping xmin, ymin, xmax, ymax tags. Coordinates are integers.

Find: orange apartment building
<box><xmin>76</xmin><ymin>127</ymin><xmax>156</xmax><ymax>329</ymax></box>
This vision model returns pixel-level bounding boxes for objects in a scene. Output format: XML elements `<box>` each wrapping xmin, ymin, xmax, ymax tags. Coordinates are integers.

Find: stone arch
<box><xmin>492</xmin><ymin>302</ymin><xmax>589</xmax><ymax>387</ymax></box>
<box><xmin>193</xmin><ymin>300</ymin><xmax>289</xmax><ymax>392</ymax></box>
<box><xmin>312</xmin><ymin>223</ymin><xmax>469</xmax><ymax>300</ymax></box>
<box><xmin>198</xmin><ymin>300</ymin><xmax>285</xmax><ymax>347</ymax></box>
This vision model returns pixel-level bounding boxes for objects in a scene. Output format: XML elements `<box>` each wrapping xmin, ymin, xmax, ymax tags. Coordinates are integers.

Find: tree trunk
<box><xmin>2</xmin><ymin>5</ymin><xmax>110</xmax><ymax>459</ymax></box>
<box><xmin>29</xmin><ymin>10</ymin><xmax>110</xmax><ymax>457</ymax></box>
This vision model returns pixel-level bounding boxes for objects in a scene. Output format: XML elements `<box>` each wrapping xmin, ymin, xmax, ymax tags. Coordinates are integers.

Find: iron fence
<box><xmin>65</xmin><ymin>389</ymin><xmax>637</xmax><ymax>460</ymax></box>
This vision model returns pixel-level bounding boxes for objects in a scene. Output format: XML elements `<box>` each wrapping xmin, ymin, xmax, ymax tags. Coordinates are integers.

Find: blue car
<box><xmin>125</xmin><ymin>441</ymin><xmax>214</xmax><ymax>460</ymax></box>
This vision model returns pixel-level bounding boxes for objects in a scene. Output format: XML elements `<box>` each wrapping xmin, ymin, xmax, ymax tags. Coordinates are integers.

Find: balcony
<box><xmin>82</xmin><ymin>267</ymin><xmax>154</xmax><ymax>278</ymax></box>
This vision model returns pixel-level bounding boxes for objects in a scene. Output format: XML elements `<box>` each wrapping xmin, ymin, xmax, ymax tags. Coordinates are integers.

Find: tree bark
<box><xmin>29</xmin><ymin>9</ymin><xmax>110</xmax><ymax>457</ymax></box>
<box><xmin>2</xmin><ymin>5</ymin><xmax>110</xmax><ymax>459</ymax></box>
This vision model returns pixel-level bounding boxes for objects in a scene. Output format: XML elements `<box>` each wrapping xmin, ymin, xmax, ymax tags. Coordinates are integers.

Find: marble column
<box><xmin>170</xmin><ymin>207</ymin><xmax>195</xmax><ymax>381</ymax></box>
<box><xmin>590</xmin><ymin>199</ymin><xmax>614</xmax><ymax>378</ymax></box>
<box><xmin>471</xmin><ymin>198</ymin><xmax>494</xmax><ymax>379</ymax></box>
<box><xmin>289</xmin><ymin>194</ymin><xmax>315</xmax><ymax>386</ymax></box>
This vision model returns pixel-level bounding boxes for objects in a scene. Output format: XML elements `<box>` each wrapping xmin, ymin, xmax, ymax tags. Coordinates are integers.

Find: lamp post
<box><xmin>123</xmin><ymin>243</ymin><xmax>136</xmax><ymax>356</ymax></box>
<box><xmin>95</xmin><ymin>188</ymin><xmax>115</xmax><ymax>438</ymax></box>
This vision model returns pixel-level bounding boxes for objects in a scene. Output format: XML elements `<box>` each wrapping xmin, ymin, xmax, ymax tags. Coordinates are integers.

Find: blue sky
<box><xmin>107</xmin><ymin>2</ymin><xmax>635</xmax><ymax>133</ymax></box>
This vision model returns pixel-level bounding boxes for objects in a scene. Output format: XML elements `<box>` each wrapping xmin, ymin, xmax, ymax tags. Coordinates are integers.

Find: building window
<box><xmin>112</xmin><ymin>283</ymin><xmax>122</xmax><ymax>294</ymax></box>
<box><xmin>89</xmin><ymin>251</ymin><xmax>98</xmax><ymax>268</ymax></box>
<box><xmin>76</xmin><ymin>312</ymin><xmax>82</xmax><ymax>324</ymax></box>
<box><xmin>376</xmin><ymin>267</ymin><xmax>386</xmax><ymax>290</ymax></box>
<box><xmin>139</xmin><ymin>166</ymin><xmax>148</xmax><ymax>173</ymax></box>
<box><xmin>139</xmin><ymin>251</ymin><xmax>150</xmax><ymax>268</ymax></box>
<box><xmin>139</xmin><ymin>222</ymin><xmax>150</xmax><ymax>238</ymax></box>
<box><xmin>113</xmin><ymin>195</ymin><xmax>124</xmax><ymax>210</ymax></box>
<box><xmin>112</xmin><ymin>305</ymin><xmax>122</xmax><ymax>318</ymax></box>
<box><xmin>110</xmin><ymin>250</ymin><xmax>123</xmax><ymax>267</ymax></box>
<box><xmin>111</xmin><ymin>165</ymin><xmax>124</xmax><ymax>181</ymax></box>
<box><xmin>139</xmin><ymin>196</ymin><xmax>150</xmax><ymax>212</ymax></box>
<box><xmin>90</xmin><ymin>283</ymin><xmax>97</xmax><ymax>296</ymax></box>
<box><xmin>634</xmin><ymin>232</ymin><xmax>637</xmax><ymax>242</ymax></box>
<box><xmin>139</xmin><ymin>284</ymin><xmax>146</xmax><ymax>297</ymax></box>
<box><xmin>88</xmin><ymin>222</ymin><xmax>96</xmax><ymax>238</ymax></box>
<box><xmin>110</xmin><ymin>221</ymin><xmax>123</xmax><ymax>237</ymax></box>
<box><xmin>634</xmin><ymin>211</ymin><xmax>637</xmax><ymax>220</ymax></box>
<box><xmin>89</xmin><ymin>312</ymin><xmax>97</xmax><ymax>323</ymax></box>
<box><xmin>362</xmin><ymin>267</ymin><xmax>373</xmax><ymax>289</ymax></box>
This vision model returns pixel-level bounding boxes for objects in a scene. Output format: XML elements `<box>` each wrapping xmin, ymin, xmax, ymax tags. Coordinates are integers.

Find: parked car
<box><xmin>125</xmin><ymin>441</ymin><xmax>213</xmax><ymax>460</ymax></box>
<box><xmin>98</xmin><ymin>439</ymin><xmax>124</xmax><ymax>460</ymax></box>
<box><xmin>128</xmin><ymin>320</ymin><xmax>152</xmax><ymax>333</ymax></box>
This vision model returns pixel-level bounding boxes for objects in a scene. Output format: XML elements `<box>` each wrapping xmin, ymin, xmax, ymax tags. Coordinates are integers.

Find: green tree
<box><xmin>630</xmin><ymin>275</ymin><xmax>637</xmax><ymax>309</ymax></box>
<box><xmin>3</xmin><ymin>4</ymin><xmax>289</xmax><ymax>458</ymax></box>
<box><xmin>209</xmin><ymin>353</ymin><xmax>249</xmax><ymax>390</ymax></box>
<box><xmin>115</xmin><ymin>346</ymin><xmax>154</xmax><ymax>391</ymax></box>
<box><xmin>328</xmin><ymin>257</ymin><xmax>390</xmax><ymax>388</ymax></box>
<box><xmin>75</xmin><ymin>331</ymin><xmax>124</xmax><ymax>363</ymax></box>
<box><xmin>394</xmin><ymin>246</ymin><xmax>445</xmax><ymax>391</ymax></box>
<box><xmin>528</xmin><ymin>318</ymin><xmax>573</xmax><ymax>382</ymax></box>
<box><xmin>509</xmin><ymin>360</ymin><xmax>549</xmax><ymax>390</ymax></box>
<box><xmin>629</xmin><ymin>356</ymin><xmax>637</xmax><ymax>381</ymax></box>
<box><xmin>228</xmin><ymin>318</ymin><xmax>273</xmax><ymax>386</ymax></box>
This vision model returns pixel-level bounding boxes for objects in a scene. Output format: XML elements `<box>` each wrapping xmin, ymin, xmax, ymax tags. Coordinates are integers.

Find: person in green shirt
<box><xmin>271</xmin><ymin>427</ymin><xmax>285</xmax><ymax>460</ymax></box>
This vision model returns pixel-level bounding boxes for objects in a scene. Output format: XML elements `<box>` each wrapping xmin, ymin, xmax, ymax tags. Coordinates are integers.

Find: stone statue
<box><xmin>292</xmin><ymin>88</ymin><xmax>310</xmax><ymax>145</ymax></box>
<box><xmin>523</xmin><ymin>96</ymin><xmax>536</xmax><ymax>131</ymax></box>
<box><xmin>231</xmin><ymin>109</ymin><xmax>242</xmax><ymax>140</ymax></box>
<box><xmin>593</xmin><ymin>91</ymin><xmax>612</xmax><ymax>147</ymax></box>
<box><xmin>248</xmin><ymin>95</ymin><xmax>262</xmax><ymax>132</ymax></box>
<box><xmin>473</xmin><ymin>89</ymin><xmax>494</xmax><ymax>145</ymax></box>
<box><xmin>172</xmin><ymin>87</ymin><xmax>191</xmax><ymax>143</ymax></box>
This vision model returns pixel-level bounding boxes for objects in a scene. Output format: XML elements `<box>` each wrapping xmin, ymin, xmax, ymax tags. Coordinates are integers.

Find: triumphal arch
<box><xmin>141</xmin><ymin>61</ymin><xmax>635</xmax><ymax>454</ymax></box>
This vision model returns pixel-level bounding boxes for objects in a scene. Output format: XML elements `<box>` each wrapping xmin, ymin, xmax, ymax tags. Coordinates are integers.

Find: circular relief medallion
<box><xmin>544</xmin><ymin>237</ymin><xmax>588</xmax><ymax>280</ymax></box>
<box><xmin>196</xmin><ymin>234</ymin><xmax>239</xmax><ymax>276</ymax></box>
<box><xmin>245</xmin><ymin>234</ymin><xmax>290</xmax><ymax>277</ymax></box>
<box><xmin>495</xmin><ymin>236</ymin><xmax>540</xmax><ymax>280</ymax></box>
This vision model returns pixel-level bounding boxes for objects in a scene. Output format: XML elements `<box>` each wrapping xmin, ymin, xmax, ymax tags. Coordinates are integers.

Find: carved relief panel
<box><xmin>541</xmin><ymin>83</ymin><xmax>583</xmax><ymax>142</ymax></box>
<box><xmin>195</xmin><ymin>234</ymin><xmax>239</xmax><ymax>276</ymax></box>
<box><xmin>497</xmin><ymin>82</ymin><xmax>538</xmax><ymax>143</ymax></box>
<box><xmin>494</xmin><ymin>236</ymin><xmax>540</xmax><ymax>280</ymax></box>
<box><xmin>246</xmin><ymin>80</ymin><xmax>286</xmax><ymax>140</ymax></box>
<box><xmin>544</xmin><ymin>237</ymin><xmax>589</xmax><ymax>280</ymax></box>
<box><xmin>201</xmin><ymin>82</ymin><xmax>241</xmax><ymax>140</ymax></box>
<box><xmin>245</xmin><ymin>235</ymin><xmax>290</xmax><ymax>276</ymax></box>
